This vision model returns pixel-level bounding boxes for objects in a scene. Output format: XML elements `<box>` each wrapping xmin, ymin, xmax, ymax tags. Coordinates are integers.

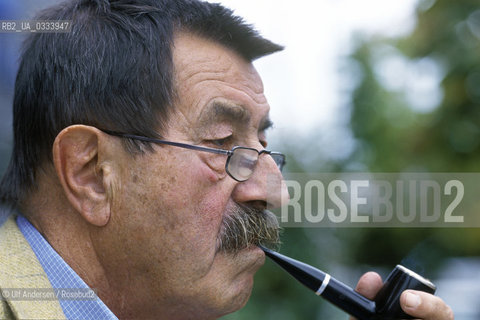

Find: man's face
<box><xmin>100</xmin><ymin>33</ymin><xmax>287</xmax><ymax>319</ymax></box>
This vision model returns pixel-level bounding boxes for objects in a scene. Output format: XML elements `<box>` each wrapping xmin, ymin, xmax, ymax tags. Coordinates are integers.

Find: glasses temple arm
<box><xmin>100</xmin><ymin>130</ymin><xmax>230</xmax><ymax>156</ymax></box>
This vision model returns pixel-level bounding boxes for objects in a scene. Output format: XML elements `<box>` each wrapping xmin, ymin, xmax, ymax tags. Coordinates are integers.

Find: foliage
<box><xmin>229</xmin><ymin>0</ymin><xmax>480</xmax><ymax>318</ymax></box>
<box><xmin>343</xmin><ymin>0</ymin><xmax>480</xmax><ymax>269</ymax></box>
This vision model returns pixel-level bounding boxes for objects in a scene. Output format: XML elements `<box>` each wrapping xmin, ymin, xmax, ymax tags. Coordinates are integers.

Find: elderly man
<box><xmin>0</xmin><ymin>0</ymin><xmax>453</xmax><ymax>319</ymax></box>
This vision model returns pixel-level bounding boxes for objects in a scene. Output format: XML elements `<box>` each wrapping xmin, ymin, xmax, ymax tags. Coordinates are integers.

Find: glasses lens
<box><xmin>227</xmin><ymin>148</ymin><xmax>259</xmax><ymax>181</ymax></box>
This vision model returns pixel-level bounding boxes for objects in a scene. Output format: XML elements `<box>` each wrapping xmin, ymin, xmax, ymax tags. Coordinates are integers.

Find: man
<box><xmin>0</xmin><ymin>0</ymin><xmax>453</xmax><ymax>319</ymax></box>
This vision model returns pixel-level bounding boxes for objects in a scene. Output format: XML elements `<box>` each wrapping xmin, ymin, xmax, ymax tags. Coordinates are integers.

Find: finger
<box><xmin>354</xmin><ymin>272</ymin><xmax>383</xmax><ymax>299</ymax></box>
<box><xmin>349</xmin><ymin>272</ymin><xmax>383</xmax><ymax>320</ymax></box>
<box><xmin>400</xmin><ymin>290</ymin><xmax>454</xmax><ymax>320</ymax></box>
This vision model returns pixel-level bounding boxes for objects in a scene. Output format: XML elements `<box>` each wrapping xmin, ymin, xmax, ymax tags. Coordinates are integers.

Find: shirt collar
<box><xmin>17</xmin><ymin>214</ymin><xmax>118</xmax><ymax>320</ymax></box>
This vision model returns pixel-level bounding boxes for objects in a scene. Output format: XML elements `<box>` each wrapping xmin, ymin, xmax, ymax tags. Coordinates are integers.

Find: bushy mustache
<box><xmin>216</xmin><ymin>204</ymin><xmax>280</xmax><ymax>254</ymax></box>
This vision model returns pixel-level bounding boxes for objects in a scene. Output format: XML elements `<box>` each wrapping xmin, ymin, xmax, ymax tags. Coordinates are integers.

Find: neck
<box><xmin>21</xmin><ymin>177</ymin><xmax>215</xmax><ymax>319</ymax></box>
<box><xmin>21</xmin><ymin>181</ymin><xmax>118</xmax><ymax>313</ymax></box>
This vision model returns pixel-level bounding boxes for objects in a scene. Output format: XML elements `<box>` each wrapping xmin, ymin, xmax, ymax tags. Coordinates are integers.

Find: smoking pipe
<box><xmin>260</xmin><ymin>246</ymin><xmax>436</xmax><ymax>320</ymax></box>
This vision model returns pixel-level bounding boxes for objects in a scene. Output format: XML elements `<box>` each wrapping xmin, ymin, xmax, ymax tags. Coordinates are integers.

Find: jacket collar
<box><xmin>0</xmin><ymin>214</ymin><xmax>66</xmax><ymax>319</ymax></box>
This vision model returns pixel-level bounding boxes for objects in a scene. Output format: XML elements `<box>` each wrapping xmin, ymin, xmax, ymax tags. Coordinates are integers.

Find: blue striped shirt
<box><xmin>17</xmin><ymin>215</ymin><xmax>118</xmax><ymax>320</ymax></box>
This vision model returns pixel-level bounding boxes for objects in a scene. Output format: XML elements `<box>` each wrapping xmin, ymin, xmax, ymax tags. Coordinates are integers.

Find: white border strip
<box><xmin>315</xmin><ymin>274</ymin><xmax>331</xmax><ymax>296</ymax></box>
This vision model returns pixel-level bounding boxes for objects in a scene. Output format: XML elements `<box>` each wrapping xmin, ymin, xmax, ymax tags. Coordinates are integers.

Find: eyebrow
<box><xmin>259</xmin><ymin>117</ymin><xmax>274</xmax><ymax>132</ymax></box>
<box><xmin>198</xmin><ymin>101</ymin><xmax>251</xmax><ymax>127</ymax></box>
<box><xmin>196</xmin><ymin>100</ymin><xmax>274</xmax><ymax>134</ymax></box>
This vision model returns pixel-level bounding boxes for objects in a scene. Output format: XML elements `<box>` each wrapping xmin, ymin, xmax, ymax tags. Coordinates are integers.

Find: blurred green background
<box><xmin>225</xmin><ymin>0</ymin><xmax>480</xmax><ymax>319</ymax></box>
<box><xmin>1</xmin><ymin>0</ymin><xmax>480</xmax><ymax>319</ymax></box>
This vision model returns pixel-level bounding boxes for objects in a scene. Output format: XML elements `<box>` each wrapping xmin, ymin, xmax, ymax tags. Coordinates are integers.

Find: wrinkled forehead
<box><xmin>171</xmin><ymin>32</ymin><xmax>270</xmax><ymax>132</ymax></box>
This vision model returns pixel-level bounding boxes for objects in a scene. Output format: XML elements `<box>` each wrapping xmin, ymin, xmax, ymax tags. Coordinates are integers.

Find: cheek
<box><xmin>181</xmin><ymin>166</ymin><xmax>232</xmax><ymax>243</ymax></box>
<box><xmin>196</xmin><ymin>153</ymin><xmax>228</xmax><ymax>183</ymax></box>
<box><xmin>114</xmin><ymin>153</ymin><xmax>233</xmax><ymax>273</ymax></box>
<box><xmin>178</xmin><ymin>157</ymin><xmax>231</xmax><ymax>229</ymax></box>
<box><xmin>152</xmin><ymin>157</ymin><xmax>230</xmax><ymax>246</ymax></box>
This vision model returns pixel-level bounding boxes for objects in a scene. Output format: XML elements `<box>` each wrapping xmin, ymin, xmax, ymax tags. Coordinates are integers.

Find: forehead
<box><xmin>171</xmin><ymin>32</ymin><xmax>270</xmax><ymax>130</ymax></box>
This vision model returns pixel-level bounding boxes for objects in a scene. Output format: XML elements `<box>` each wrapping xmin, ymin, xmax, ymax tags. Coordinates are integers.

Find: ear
<box><xmin>53</xmin><ymin>125</ymin><xmax>116</xmax><ymax>226</ymax></box>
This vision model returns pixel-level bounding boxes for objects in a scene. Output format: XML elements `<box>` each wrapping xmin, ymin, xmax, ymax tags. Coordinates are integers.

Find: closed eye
<box><xmin>207</xmin><ymin>135</ymin><xmax>233</xmax><ymax>148</ymax></box>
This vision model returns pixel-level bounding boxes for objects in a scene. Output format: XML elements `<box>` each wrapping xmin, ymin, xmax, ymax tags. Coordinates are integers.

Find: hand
<box><xmin>349</xmin><ymin>272</ymin><xmax>454</xmax><ymax>320</ymax></box>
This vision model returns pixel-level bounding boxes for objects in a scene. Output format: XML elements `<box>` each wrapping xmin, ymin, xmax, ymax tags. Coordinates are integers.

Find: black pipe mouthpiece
<box><xmin>260</xmin><ymin>246</ymin><xmax>436</xmax><ymax>320</ymax></box>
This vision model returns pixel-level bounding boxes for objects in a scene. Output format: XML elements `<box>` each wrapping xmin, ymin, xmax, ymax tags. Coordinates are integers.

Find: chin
<box><xmin>191</xmin><ymin>249</ymin><xmax>264</xmax><ymax>320</ymax></box>
<box><xmin>219</xmin><ymin>275</ymin><xmax>255</xmax><ymax>317</ymax></box>
<box><xmin>234</xmin><ymin>283</ymin><xmax>254</xmax><ymax>310</ymax></box>
<box><xmin>235</xmin><ymin>249</ymin><xmax>265</xmax><ymax>297</ymax></box>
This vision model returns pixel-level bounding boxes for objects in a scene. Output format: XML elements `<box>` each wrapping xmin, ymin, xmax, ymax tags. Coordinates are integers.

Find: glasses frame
<box><xmin>100</xmin><ymin>129</ymin><xmax>285</xmax><ymax>182</ymax></box>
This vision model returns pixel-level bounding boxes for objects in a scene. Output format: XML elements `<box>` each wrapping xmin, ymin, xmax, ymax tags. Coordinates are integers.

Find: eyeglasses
<box><xmin>100</xmin><ymin>129</ymin><xmax>286</xmax><ymax>182</ymax></box>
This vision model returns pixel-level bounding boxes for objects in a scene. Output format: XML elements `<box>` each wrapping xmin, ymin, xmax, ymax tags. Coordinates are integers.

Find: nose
<box><xmin>231</xmin><ymin>151</ymin><xmax>289</xmax><ymax>209</ymax></box>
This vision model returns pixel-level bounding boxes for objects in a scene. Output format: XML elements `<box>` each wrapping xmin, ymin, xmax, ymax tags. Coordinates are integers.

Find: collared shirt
<box><xmin>17</xmin><ymin>215</ymin><xmax>118</xmax><ymax>320</ymax></box>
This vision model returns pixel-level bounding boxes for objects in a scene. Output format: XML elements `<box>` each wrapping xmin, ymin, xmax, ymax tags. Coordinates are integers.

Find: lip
<box><xmin>247</xmin><ymin>244</ymin><xmax>266</xmax><ymax>258</ymax></box>
<box><xmin>251</xmin><ymin>244</ymin><xmax>265</xmax><ymax>254</ymax></box>
<box><xmin>252</xmin><ymin>245</ymin><xmax>266</xmax><ymax>264</ymax></box>
<box><xmin>241</xmin><ymin>245</ymin><xmax>266</xmax><ymax>269</ymax></box>
<box><xmin>224</xmin><ymin>245</ymin><xmax>266</xmax><ymax>280</ymax></box>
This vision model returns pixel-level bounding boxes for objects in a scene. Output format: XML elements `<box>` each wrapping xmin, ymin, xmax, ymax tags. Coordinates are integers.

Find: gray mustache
<box><xmin>216</xmin><ymin>204</ymin><xmax>280</xmax><ymax>254</ymax></box>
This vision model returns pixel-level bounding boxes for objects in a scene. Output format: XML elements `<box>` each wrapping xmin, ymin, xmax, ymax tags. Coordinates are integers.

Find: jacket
<box><xmin>0</xmin><ymin>215</ymin><xmax>66</xmax><ymax>319</ymax></box>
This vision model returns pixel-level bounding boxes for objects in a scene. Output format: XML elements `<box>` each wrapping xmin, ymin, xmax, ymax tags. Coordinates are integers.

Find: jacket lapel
<box><xmin>0</xmin><ymin>215</ymin><xmax>66</xmax><ymax>319</ymax></box>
